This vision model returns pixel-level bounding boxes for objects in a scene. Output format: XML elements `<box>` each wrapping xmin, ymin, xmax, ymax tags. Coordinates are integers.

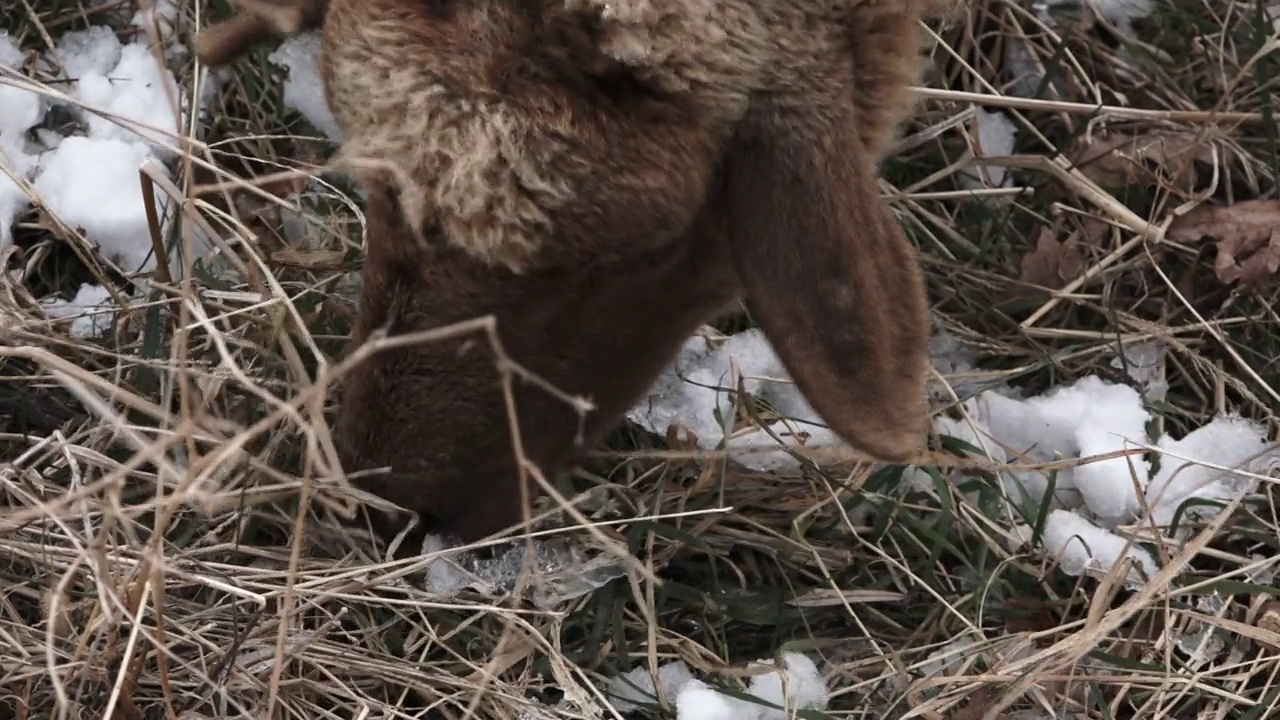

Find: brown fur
<box><xmin>190</xmin><ymin>0</ymin><xmax>941</xmax><ymax>543</ymax></box>
<box><xmin>724</xmin><ymin>98</ymin><xmax>930</xmax><ymax>461</ymax></box>
<box><xmin>320</xmin><ymin>0</ymin><xmax>739</xmax><ymax>273</ymax></box>
<box><xmin>337</xmin><ymin>180</ymin><xmax>740</xmax><ymax>540</ymax></box>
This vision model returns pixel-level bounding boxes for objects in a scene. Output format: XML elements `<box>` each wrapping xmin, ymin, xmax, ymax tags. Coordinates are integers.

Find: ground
<box><xmin>2</xmin><ymin>1</ymin><xmax>1280</xmax><ymax>719</ymax></box>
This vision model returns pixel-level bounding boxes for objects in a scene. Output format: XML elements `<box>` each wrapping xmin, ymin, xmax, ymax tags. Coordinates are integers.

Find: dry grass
<box><xmin>2</xmin><ymin>1</ymin><xmax>1280</xmax><ymax>718</ymax></box>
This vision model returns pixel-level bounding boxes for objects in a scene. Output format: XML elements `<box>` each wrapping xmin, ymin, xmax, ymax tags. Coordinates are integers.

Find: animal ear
<box><xmin>189</xmin><ymin>0</ymin><xmax>326</xmax><ymax>68</ymax></box>
<box><xmin>190</xmin><ymin>13</ymin><xmax>279</xmax><ymax>66</ymax></box>
<box><xmin>721</xmin><ymin>92</ymin><xmax>931</xmax><ymax>463</ymax></box>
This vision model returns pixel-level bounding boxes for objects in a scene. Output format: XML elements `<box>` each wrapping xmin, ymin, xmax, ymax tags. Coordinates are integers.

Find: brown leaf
<box><xmin>1069</xmin><ymin>130</ymin><xmax>1220</xmax><ymax>191</ymax></box>
<box><xmin>1168</xmin><ymin>199</ymin><xmax>1280</xmax><ymax>287</ymax></box>
<box><xmin>1258</xmin><ymin>600</ymin><xmax>1280</xmax><ymax>649</ymax></box>
<box><xmin>1218</xmin><ymin>230</ymin><xmax>1280</xmax><ymax>286</ymax></box>
<box><xmin>1168</xmin><ymin>199</ymin><xmax>1280</xmax><ymax>245</ymax></box>
<box><xmin>947</xmin><ymin>687</ymin><xmax>995</xmax><ymax>720</ymax></box>
<box><xmin>1017</xmin><ymin>226</ymin><xmax>1085</xmax><ymax>293</ymax></box>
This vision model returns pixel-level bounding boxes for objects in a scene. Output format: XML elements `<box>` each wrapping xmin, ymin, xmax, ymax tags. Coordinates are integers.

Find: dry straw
<box><xmin>2</xmin><ymin>1</ymin><xmax>1280</xmax><ymax>719</ymax></box>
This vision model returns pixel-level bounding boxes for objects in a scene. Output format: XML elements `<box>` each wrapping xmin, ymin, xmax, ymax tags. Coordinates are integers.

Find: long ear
<box><xmin>721</xmin><ymin>93</ymin><xmax>931</xmax><ymax>463</ymax></box>
<box><xmin>189</xmin><ymin>0</ymin><xmax>328</xmax><ymax>68</ymax></box>
<box><xmin>190</xmin><ymin>13</ymin><xmax>280</xmax><ymax>67</ymax></box>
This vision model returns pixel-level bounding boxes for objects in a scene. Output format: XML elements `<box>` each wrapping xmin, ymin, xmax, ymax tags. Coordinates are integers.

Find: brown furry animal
<box><xmin>192</xmin><ymin>0</ymin><xmax>940</xmax><ymax>544</ymax></box>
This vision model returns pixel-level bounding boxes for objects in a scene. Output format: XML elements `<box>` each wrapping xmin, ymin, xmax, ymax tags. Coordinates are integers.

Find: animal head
<box><xmin>192</xmin><ymin>0</ymin><xmax>940</xmax><ymax>543</ymax></box>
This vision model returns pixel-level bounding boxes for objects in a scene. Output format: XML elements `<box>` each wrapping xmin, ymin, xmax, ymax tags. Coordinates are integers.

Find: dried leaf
<box><xmin>1168</xmin><ymin>199</ymin><xmax>1280</xmax><ymax>287</ymax></box>
<box><xmin>1259</xmin><ymin>600</ymin><xmax>1280</xmax><ymax>650</ymax></box>
<box><xmin>1168</xmin><ymin>199</ymin><xmax>1280</xmax><ymax>246</ymax></box>
<box><xmin>1070</xmin><ymin>130</ymin><xmax>1220</xmax><ymax>191</ymax></box>
<box><xmin>1017</xmin><ymin>226</ymin><xmax>1085</xmax><ymax>292</ymax></box>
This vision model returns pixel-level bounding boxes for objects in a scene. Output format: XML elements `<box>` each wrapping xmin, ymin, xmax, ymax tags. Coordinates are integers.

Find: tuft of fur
<box><xmin>845</xmin><ymin>0</ymin><xmax>941</xmax><ymax>164</ymax></box>
<box><xmin>322</xmin><ymin>0</ymin><xmax>740</xmax><ymax>273</ymax></box>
